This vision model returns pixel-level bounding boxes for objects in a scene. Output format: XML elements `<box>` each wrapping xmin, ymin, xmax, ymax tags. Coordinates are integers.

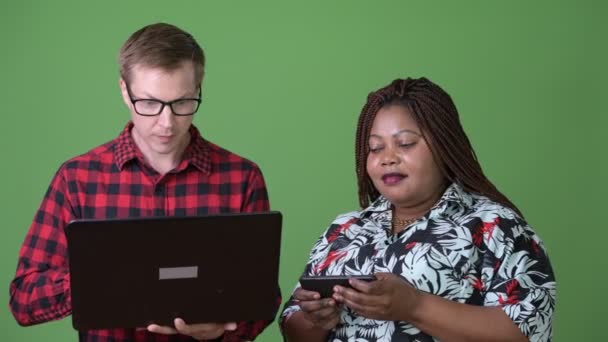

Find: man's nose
<box><xmin>157</xmin><ymin>104</ymin><xmax>175</xmax><ymax>127</ymax></box>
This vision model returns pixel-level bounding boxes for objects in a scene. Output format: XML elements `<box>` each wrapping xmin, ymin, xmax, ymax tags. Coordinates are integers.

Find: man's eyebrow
<box><xmin>135</xmin><ymin>91</ymin><xmax>195</xmax><ymax>101</ymax></box>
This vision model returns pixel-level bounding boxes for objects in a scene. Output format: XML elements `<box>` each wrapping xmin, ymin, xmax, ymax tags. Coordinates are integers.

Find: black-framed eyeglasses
<box><xmin>125</xmin><ymin>84</ymin><xmax>202</xmax><ymax>116</ymax></box>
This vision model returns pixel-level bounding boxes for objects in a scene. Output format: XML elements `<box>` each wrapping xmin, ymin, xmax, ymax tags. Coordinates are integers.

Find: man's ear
<box><xmin>198</xmin><ymin>72</ymin><xmax>205</xmax><ymax>93</ymax></box>
<box><xmin>119</xmin><ymin>78</ymin><xmax>131</xmax><ymax>109</ymax></box>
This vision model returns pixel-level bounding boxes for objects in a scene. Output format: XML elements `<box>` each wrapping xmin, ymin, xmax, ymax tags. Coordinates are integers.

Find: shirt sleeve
<box><xmin>223</xmin><ymin>164</ymin><xmax>278</xmax><ymax>342</ymax></box>
<box><xmin>240</xmin><ymin>164</ymin><xmax>270</xmax><ymax>212</ymax></box>
<box><xmin>480</xmin><ymin>214</ymin><xmax>556</xmax><ymax>342</ymax></box>
<box><xmin>9</xmin><ymin>165</ymin><xmax>75</xmax><ymax>326</ymax></box>
<box><xmin>278</xmin><ymin>217</ymin><xmax>347</xmax><ymax>334</ymax></box>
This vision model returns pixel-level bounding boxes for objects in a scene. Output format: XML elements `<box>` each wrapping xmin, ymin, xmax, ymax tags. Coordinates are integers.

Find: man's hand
<box><xmin>293</xmin><ymin>287</ymin><xmax>341</xmax><ymax>330</ymax></box>
<box><xmin>333</xmin><ymin>272</ymin><xmax>421</xmax><ymax>321</ymax></box>
<box><xmin>147</xmin><ymin>318</ymin><xmax>237</xmax><ymax>341</ymax></box>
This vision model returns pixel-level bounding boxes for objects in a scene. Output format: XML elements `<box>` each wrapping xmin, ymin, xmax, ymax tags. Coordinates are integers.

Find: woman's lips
<box><xmin>381</xmin><ymin>173</ymin><xmax>406</xmax><ymax>185</ymax></box>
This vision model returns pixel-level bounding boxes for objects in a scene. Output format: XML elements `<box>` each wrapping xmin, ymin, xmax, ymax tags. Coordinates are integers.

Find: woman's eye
<box><xmin>369</xmin><ymin>147</ymin><xmax>382</xmax><ymax>153</ymax></box>
<box><xmin>400</xmin><ymin>142</ymin><xmax>416</xmax><ymax>148</ymax></box>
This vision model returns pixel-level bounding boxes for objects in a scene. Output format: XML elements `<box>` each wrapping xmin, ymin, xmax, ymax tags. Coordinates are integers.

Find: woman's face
<box><xmin>366</xmin><ymin>105</ymin><xmax>446</xmax><ymax>209</ymax></box>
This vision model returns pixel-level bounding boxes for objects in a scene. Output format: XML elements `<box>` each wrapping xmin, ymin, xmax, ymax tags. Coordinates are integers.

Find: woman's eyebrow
<box><xmin>393</xmin><ymin>129</ymin><xmax>421</xmax><ymax>137</ymax></box>
<box><xmin>369</xmin><ymin>129</ymin><xmax>420</xmax><ymax>139</ymax></box>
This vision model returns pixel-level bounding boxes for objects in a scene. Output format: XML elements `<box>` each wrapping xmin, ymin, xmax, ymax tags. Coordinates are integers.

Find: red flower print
<box><xmin>472</xmin><ymin>277</ymin><xmax>485</xmax><ymax>291</ymax></box>
<box><xmin>498</xmin><ymin>279</ymin><xmax>520</xmax><ymax>305</ymax></box>
<box><xmin>494</xmin><ymin>260</ymin><xmax>501</xmax><ymax>271</ymax></box>
<box><xmin>327</xmin><ymin>218</ymin><xmax>358</xmax><ymax>242</ymax></box>
<box><xmin>316</xmin><ymin>250</ymin><xmax>347</xmax><ymax>273</ymax></box>
<box><xmin>405</xmin><ymin>242</ymin><xmax>417</xmax><ymax>249</ymax></box>
<box><xmin>483</xmin><ymin>217</ymin><xmax>500</xmax><ymax>243</ymax></box>
<box><xmin>473</xmin><ymin>217</ymin><xmax>500</xmax><ymax>246</ymax></box>
<box><xmin>531</xmin><ymin>239</ymin><xmax>540</xmax><ymax>254</ymax></box>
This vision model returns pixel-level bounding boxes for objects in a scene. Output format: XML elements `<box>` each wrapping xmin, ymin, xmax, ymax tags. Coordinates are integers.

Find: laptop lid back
<box><xmin>66</xmin><ymin>211</ymin><xmax>282</xmax><ymax>330</ymax></box>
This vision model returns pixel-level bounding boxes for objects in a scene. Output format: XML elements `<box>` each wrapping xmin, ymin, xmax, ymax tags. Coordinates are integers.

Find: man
<box><xmin>9</xmin><ymin>22</ymin><xmax>279</xmax><ymax>341</ymax></box>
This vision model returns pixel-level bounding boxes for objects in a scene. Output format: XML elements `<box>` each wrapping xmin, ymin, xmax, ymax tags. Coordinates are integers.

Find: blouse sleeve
<box><xmin>278</xmin><ymin>214</ymin><xmax>357</xmax><ymax>333</ymax></box>
<box><xmin>479</xmin><ymin>213</ymin><xmax>556</xmax><ymax>342</ymax></box>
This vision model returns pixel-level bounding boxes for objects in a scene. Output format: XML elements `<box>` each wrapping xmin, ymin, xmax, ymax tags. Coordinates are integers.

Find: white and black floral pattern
<box><xmin>280</xmin><ymin>183</ymin><xmax>555</xmax><ymax>342</ymax></box>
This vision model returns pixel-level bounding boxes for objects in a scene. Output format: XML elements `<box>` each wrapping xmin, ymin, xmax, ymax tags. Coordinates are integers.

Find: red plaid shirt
<box><xmin>10</xmin><ymin>122</ymin><xmax>279</xmax><ymax>341</ymax></box>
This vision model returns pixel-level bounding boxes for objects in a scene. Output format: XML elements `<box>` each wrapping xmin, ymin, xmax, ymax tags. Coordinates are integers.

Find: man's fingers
<box><xmin>224</xmin><ymin>322</ymin><xmax>238</xmax><ymax>331</ymax></box>
<box><xmin>147</xmin><ymin>324</ymin><xmax>178</xmax><ymax>335</ymax></box>
<box><xmin>174</xmin><ymin>319</ymin><xmax>237</xmax><ymax>335</ymax></box>
<box><xmin>174</xmin><ymin>318</ymin><xmax>191</xmax><ymax>335</ymax></box>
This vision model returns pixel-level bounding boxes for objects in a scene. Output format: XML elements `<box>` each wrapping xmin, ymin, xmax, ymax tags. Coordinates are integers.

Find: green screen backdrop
<box><xmin>1</xmin><ymin>1</ymin><xmax>606</xmax><ymax>341</ymax></box>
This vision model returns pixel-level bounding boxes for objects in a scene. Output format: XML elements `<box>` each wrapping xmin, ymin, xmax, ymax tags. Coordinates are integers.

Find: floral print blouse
<box><xmin>280</xmin><ymin>183</ymin><xmax>555</xmax><ymax>342</ymax></box>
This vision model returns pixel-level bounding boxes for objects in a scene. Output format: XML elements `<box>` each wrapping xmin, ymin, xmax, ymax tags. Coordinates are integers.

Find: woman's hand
<box><xmin>147</xmin><ymin>318</ymin><xmax>237</xmax><ymax>341</ymax></box>
<box><xmin>293</xmin><ymin>287</ymin><xmax>341</xmax><ymax>330</ymax></box>
<box><xmin>333</xmin><ymin>272</ymin><xmax>421</xmax><ymax>321</ymax></box>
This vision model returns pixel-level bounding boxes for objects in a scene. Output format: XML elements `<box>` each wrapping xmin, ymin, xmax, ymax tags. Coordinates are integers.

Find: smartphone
<box><xmin>299</xmin><ymin>275</ymin><xmax>376</xmax><ymax>298</ymax></box>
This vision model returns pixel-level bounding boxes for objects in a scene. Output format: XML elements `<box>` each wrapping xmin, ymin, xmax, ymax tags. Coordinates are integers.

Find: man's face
<box><xmin>120</xmin><ymin>61</ymin><xmax>199</xmax><ymax>160</ymax></box>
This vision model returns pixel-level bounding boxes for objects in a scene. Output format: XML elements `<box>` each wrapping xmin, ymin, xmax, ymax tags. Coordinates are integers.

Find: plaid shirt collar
<box><xmin>113</xmin><ymin>121</ymin><xmax>212</xmax><ymax>174</ymax></box>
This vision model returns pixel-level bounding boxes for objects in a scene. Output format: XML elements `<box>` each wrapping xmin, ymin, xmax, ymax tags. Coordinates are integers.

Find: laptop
<box><xmin>65</xmin><ymin>211</ymin><xmax>282</xmax><ymax>330</ymax></box>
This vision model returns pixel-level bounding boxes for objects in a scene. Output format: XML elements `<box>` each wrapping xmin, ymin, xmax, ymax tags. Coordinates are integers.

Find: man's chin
<box><xmin>153</xmin><ymin>147</ymin><xmax>175</xmax><ymax>155</ymax></box>
<box><xmin>148</xmin><ymin>141</ymin><xmax>174</xmax><ymax>153</ymax></box>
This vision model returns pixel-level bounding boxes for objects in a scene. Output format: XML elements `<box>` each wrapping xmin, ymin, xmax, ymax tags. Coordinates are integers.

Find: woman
<box><xmin>280</xmin><ymin>78</ymin><xmax>555</xmax><ymax>341</ymax></box>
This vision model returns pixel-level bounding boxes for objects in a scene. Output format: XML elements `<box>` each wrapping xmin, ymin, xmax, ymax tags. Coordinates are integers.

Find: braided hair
<box><xmin>355</xmin><ymin>77</ymin><xmax>523</xmax><ymax>217</ymax></box>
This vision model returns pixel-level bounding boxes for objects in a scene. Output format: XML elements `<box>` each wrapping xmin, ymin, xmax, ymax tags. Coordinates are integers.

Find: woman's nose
<box><xmin>380</xmin><ymin>147</ymin><xmax>399</xmax><ymax>166</ymax></box>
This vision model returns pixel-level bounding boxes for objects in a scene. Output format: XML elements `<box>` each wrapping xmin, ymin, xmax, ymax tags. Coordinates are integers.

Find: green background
<box><xmin>1</xmin><ymin>1</ymin><xmax>606</xmax><ymax>341</ymax></box>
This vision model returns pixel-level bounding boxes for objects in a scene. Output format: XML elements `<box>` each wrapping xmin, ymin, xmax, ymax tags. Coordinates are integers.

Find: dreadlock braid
<box><xmin>355</xmin><ymin>77</ymin><xmax>524</xmax><ymax>218</ymax></box>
